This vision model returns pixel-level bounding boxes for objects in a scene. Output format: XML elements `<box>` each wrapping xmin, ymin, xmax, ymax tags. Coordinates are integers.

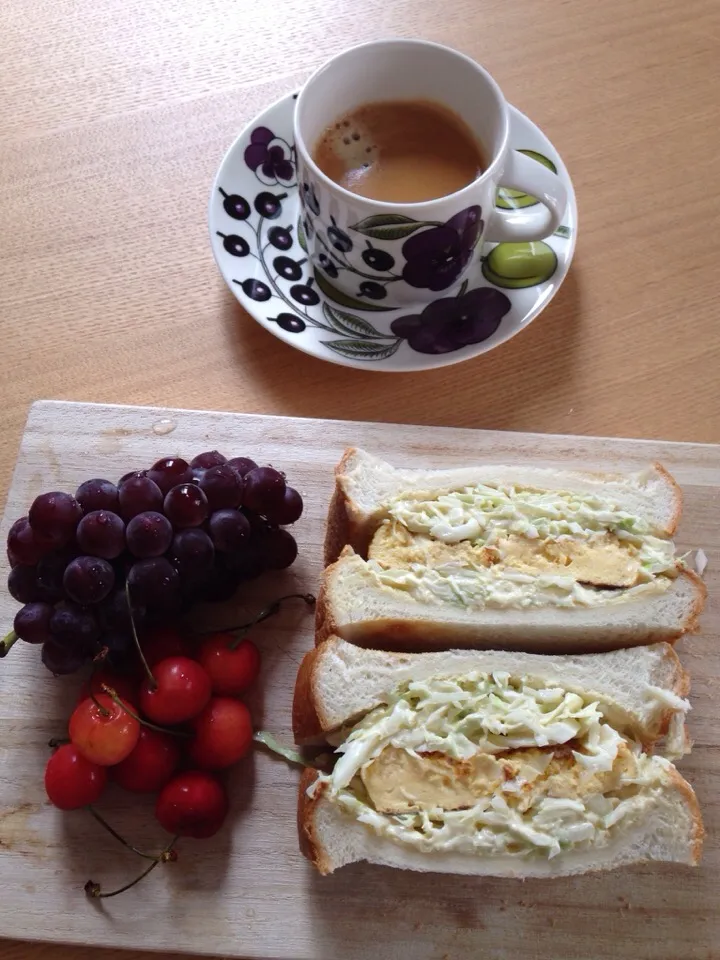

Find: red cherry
<box><xmin>155</xmin><ymin>771</ymin><xmax>228</xmax><ymax>839</ymax></box>
<box><xmin>188</xmin><ymin>698</ymin><xmax>253</xmax><ymax>770</ymax></box>
<box><xmin>140</xmin><ymin>657</ymin><xmax>212</xmax><ymax>725</ymax></box>
<box><xmin>45</xmin><ymin>744</ymin><xmax>108</xmax><ymax>810</ymax></box>
<box><xmin>112</xmin><ymin>728</ymin><xmax>181</xmax><ymax>793</ymax></box>
<box><xmin>196</xmin><ymin>634</ymin><xmax>261</xmax><ymax>696</ymax></box>
<box><xmin>69</xmin><ymin>694</ymin><xmax>140</xmax><ymax>766</ymax></box>
<box><xmin>140</xmin><ymin>627</ymin><xmax>190</xmax><ymax>667</ymax></box>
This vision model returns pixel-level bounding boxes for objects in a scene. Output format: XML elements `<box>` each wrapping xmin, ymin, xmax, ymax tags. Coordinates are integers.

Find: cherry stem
<box><xmin>48</xmin><ymin>737</ymin><xmax>70</xmax><ymax>749</ymax></box>
<box><xmin>0</xmin><ymin>630</ymin><xmax>18</xmax><ymax>658</ymax></box>
<box><xmin>101</xmin><ymin>686</ymin><xmax>191</xmax><ymax>739</ymax></box>
<box><xmin>196</xmin><ymin>593</ymin><xmax>316</xmax><ymax>649</ymax></box>
<box><xmin>87</xmin><ymin>649</ymin><xmax>111</xmax><ymax>717</ymax></box>
<box><xmin>124</xmin><ymin>581</ymin><xmax>157</xmax><ymax>690</ymax></box>
<box><xmin>85</xmin><ymin>835</ymin><xmax>179</xmax><ymax>899</ymax></box>
<box><xmin>87</xmin><ymin>806</ymin><xmax>172</xmax><ymax>862</ymax></box>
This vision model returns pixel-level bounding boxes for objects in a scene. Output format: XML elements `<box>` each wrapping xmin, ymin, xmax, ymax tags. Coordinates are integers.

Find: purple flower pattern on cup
<box><xmin>401</xmin><ymin>206</ymin><xmax>484</xmax><ymax>292</ymax></box>
<box><xmin>244</xmin><ymin>127</ymin><xmax>296</xmax><ymax>187</ymax></box>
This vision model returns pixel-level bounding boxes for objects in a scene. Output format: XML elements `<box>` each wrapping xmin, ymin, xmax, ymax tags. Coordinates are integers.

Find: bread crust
<box><xmin>652</xmin><ymin>461</ymin><xmax>684</xmax><ymax>536</ymax></box>
<box><xmin>664</xmin><ymin>763</ymin><xmax>705</xmax><ymax>864</ymax></box>
<box><xmin>292</xmin><ymin>645</ymin><xmax>327</xmax><ymax>743</ymax></box>
<box><xmin>297</xmin><ymin>768</ymin><xmax>331</xmax><ymax>874</ymax></box>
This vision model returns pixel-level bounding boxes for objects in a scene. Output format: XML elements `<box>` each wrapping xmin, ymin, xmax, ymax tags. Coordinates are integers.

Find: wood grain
<box><xmin>1</xmin><ymin>0</ymin><xmax>719</xmax><ymax>956</ymax></box>
<box><xmin>0</xmin><ymin>401</ymin><xmax>717</xmax><ymax>960</ymax></box>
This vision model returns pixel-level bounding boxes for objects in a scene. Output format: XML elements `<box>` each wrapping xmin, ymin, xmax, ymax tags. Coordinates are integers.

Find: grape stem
<box><xmin>124</xmin><ymin>581</ymin><xmax>157</xmax><ymax>690</ymax></box>
<box><xmin>85</xmin><ymin>835</ymin><xmax>179</xmax><ymax>899</ymax></box>
<box><xmin>87</xmin><ymin>806</ymin><xmax>176</xmax><ymax>862</ymax></box>
<box><xmin>101</xmin><ymin>686</ymin><xmax>191</xmax><ymax>739</ymax></box>
<box><xmin>0</xmin><ymin>630</ymin><xmax>18</xmax><ymax>658</ymax></box>
<box><xmin>195</xmin><ymin>592</ymin><xmax>316</xmax><ymax>649</ymax></box>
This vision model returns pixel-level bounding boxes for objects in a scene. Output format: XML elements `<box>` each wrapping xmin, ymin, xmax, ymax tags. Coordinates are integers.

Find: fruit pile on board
<box><xmin>5</xmin><ymin>451</ymin><xmax>302</xmax><ymax>671</ymax></box>
<box><xmin>2</xmin><ymin>450</ymin><xmax>310</xmax><ymax>897</ymax></box>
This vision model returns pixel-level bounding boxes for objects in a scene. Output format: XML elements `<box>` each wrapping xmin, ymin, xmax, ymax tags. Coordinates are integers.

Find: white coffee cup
<box><xmin>294</xmin><ymin>39</ymin><xmax>567</xmax><ymax>306</ymax></box>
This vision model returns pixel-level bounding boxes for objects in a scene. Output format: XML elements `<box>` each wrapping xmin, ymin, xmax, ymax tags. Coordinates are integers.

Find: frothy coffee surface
<box><xmin>312</xmin><ymin>99</ymin><xmax>485</xmax><ymax>203</ymax></box>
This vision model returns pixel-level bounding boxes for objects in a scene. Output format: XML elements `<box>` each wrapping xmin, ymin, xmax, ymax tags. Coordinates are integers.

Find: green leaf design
<box><xmin>322</xmin><ymin>303</ymin><xmax>386</xmax><ymax>339</ymax></box>
<box><xmin>322</xmin><ymin>339</ymin><xmax>401</xmax><ymax>361</ymax></box>
<box><xmin>314</xmin><ymin>269</ymin><xmax>393</xmax><ymax>312</ymax></box>
<box><xmin>349</xmin><ymin>214</ymin><xmax>441</xmax><ymax>241</ymax></box>
<box><xmin>553</xmin><ymin>225</ymin><xmax>572</xmax><ymax>239</ymax></box>
<box><xmin>297</xmin><ymin>217</ymin><xmax>308</xmax><ymax>252</ymax></box>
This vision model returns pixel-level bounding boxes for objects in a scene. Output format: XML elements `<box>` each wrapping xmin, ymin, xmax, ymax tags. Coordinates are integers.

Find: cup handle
<box><xmin>485</xmin><ymin>149</ymin><xmax>568</xmax><ymax>243</ymax></box>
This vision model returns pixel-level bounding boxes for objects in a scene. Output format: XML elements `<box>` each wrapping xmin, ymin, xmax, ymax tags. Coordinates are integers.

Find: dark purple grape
<box><xmin>147</xmin><ymin>457</ymin><xmax>193</xmax><ymax>495</ymax></box>
<box><xmin>8</xmin><ymin>565</ymin><xmax>40</xmax><ymax>604</ymax></box>
<box><xmin>35</xmin><ymin>549</ymin><xmax>75</xmax><ymax>603</ymax></box>
<box><xmin>198</xmin><ymin>565</ymin><xmax>241</xmax><ymax>603</ymax></box>
<box><xmin>273</xmin><ymin>255</ymin><xmax>303</xmax><ymax>281</ymax></box>
<box><xmin>42</xmin><ymin>641</ymin><xmax>87</xmax><ymax>676</ymax></box>
<box><xmin>208</xmin><ymin>509</ymin><xmax>251</xmax><ymax>552</ymax></box>
<box><xmin>119</xmin><ymin>469</ymin><xmax>147</xmax><ymax>483</ymax></box>
<box><xmin>243</xmin><ymin>466</ymin><xmax>286</xmax><ymax>512</ymax></box>
<box><xmin>76</xmin><ymin>510</ymin><xmax>125</xmax><ymax>559</ymax></box>
<box><xmin>118</xmin><ymin>475</ymin><xmax>163</xmax><ymax>521</ymax></box>
<box><xmin>101</xmin><ymin>632</ymin><xmax>134</xmax><ymax>670</ymax></box>
<box><xmin>63</xmin><ymin>556</ymin><xmax>115</xmax><ymax>605</ymax></box>
<box><xmin>268</xmin><ymin>226</ymin><xmax>292</xmax><ymax>250</ymax></box>
<box><xmin>164</xmin><ymin>484</ymin><xmax>209</xmax><ymax>528</ymax></box>
<box><xmin>7</xmin><ymin>517</ymin><xmax>47</xmax><ymax>566</ymax></box>
<box><xmin>190</xmin><ymin>451</ymin><xmax>228</xmax><ymax>476</ymax></box>
<box><xmin>49</xmin><ymin>603</ymin><xmax>100</xmax><ymax>651</ymax></box>
<box><xmin>263</xmin><ymin>486</ymin><xmax>304</xmax><ymax>525</ymax></box>
<box><xmin>75</xmin><ymin>479</ymin><xmax>119</xmax><ymax>514</ymax></box>
<box><xmin>168</xmin><ymin>528</ymin><xmax>215</xmax><ymax>580</ymax></box>
<box><xmin>126</xmin><ymin>511</ymin><xmax>173</xmax><ymax>558</ymax></box>
<box><xmin>127</xmin><ymin>558</ymin><xmax>180</xmax><ymax>609</ymax></box>
<box><xmin>256</xmin><ymin>527</ymin><xmax>298</xmax><ymax>569</ymax></box>
<box><xmin>198</xmin><ymin>465</ymin><xmax>244</xmax><ymax>510</ymax></box>
<box><xmin>227</xmin><ymin>457</ymin><xmax>257</xmax><ymax>478</ymax></box>
<box><xmin>99</xmin><ymin>587</ymin><xmax>138</xmax><ymax>632</ymax></box>
<box><xmin>28</xmin><ymin>492</ymin><xmax>82</xmax><ymax>546</ymax></box>
<box><xmin>224</xmin><ymin>547</ymin><xmax>265</xmax><ymax>581</ymax></box>
<box><xmin>14</xmin><ymin>602</ymin><xmax>54</xmax><ymax>644</ymax></box>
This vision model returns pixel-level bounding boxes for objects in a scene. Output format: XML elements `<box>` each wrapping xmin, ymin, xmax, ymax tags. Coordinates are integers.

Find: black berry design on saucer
<box><xmin>217</xmin><ymin>233</ymin><xmax>250</xmax><ymax>257</ymax></box>
<box><xmin>268</xmin><ymin>226</ymin><xmax>293</xmax><ymax>250</ymax></box>
<box><xmin>219</xmin><ymin>190</ymin><xmax>250</xmax><ymax>221</ymax></box>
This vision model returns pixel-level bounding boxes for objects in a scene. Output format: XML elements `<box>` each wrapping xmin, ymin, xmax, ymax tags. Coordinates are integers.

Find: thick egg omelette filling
<box><xmin>311</xmin><ymin>673</ymin><xmax>681</xmax><ymax>860</ymax></box>
<box><xmin>363</xmin><ymin>483</ymin><xmax>678</xmax><ymax>609</ymax></box>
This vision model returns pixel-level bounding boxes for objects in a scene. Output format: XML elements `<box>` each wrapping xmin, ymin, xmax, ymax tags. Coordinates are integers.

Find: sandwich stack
<box><xmin>293</xmin><ymin>449</ymin><xmax>707</xmax><ymax>878</ymax></box>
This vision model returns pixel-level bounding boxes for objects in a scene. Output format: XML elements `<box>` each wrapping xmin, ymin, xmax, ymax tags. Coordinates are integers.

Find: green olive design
<box><xmin>482</xmin><ymin>240</ymin><xmax>558</xmax><ymax>289</ymax></box>
<box><xmin>496</xmin><ymin>149</ymin><xmax>558</xmax><ymax>210</ymax></box>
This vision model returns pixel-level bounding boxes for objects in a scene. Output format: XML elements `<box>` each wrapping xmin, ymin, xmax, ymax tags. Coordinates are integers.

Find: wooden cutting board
<box><xmin>0</xmin><ymin>401</ymin><xmax>717</xmax><ymax>960</ymax></box>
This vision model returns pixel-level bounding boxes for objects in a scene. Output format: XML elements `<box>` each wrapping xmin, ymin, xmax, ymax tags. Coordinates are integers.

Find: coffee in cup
<box><xmin>312</xmin><ymin>99</ymin><xmax>486</xmax><ymax>203</ymax></box>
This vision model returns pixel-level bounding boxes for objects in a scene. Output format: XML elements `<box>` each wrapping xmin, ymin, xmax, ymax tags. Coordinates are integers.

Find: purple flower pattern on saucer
<box><xmin>391</xmin><ymin>285</ymin><xmax>509</xmax><ymax>354</ymax></box>
<box><xmin>244</xmin><ymin>127</ymin><xmax>296</xmax><ymax>187</ymax></box>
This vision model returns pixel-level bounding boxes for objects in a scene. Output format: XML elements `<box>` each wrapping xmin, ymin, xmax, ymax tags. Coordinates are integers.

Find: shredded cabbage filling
<box><xmin>314</xmin><ymin>673</ymin><xmax>674</xmax><ymax>860</ymax></box>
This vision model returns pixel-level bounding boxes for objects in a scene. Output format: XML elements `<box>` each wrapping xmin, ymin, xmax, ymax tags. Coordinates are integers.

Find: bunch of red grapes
<box><xmin>6</xmin><ymin>451</ymin><xmax>303</xmax><ymax>675</ymax></box>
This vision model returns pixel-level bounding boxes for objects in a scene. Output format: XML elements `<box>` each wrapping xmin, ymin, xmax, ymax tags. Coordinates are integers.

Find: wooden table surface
<box><xmin>1</xmin><ymin>0</ymin><xmax>718</xmax><ymax>958</ymax></box>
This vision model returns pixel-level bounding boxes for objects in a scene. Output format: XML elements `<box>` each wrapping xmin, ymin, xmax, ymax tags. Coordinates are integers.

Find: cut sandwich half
<box><xmin>296</xmin><ymin>637</ymin><xmax>703</xmax><ymax>877</ymax></box>
<box><xmin>318</xmin><ymin>449</ymin><xmax>705</xmax><ymax>651</ymax></box>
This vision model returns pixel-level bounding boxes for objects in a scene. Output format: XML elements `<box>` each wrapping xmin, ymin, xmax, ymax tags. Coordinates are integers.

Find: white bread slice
<box><xmin>298</xmin><ymin>765</ymin><xmax>704</xmax><ymax>877</ymax></box>
<box><xmin>325</xmin><ymin>448</ymin><xmax>683</xmax><ymax>563</ymax></box>
<box><xmin>292</xmin><ymin>636</ymin><xmax>690</xmax><ymax>755</ymax></box>
<box><xmin>316</xmin><ymin>550</ymin><xmax>706</xmax><ymax>653</ymax></box>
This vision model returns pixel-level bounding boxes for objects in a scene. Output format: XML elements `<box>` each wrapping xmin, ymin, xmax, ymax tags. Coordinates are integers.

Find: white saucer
<box><xmin>209</xmin><ymin>91</ymin><xmax>576</xmax><ymax>372</ymax></box>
